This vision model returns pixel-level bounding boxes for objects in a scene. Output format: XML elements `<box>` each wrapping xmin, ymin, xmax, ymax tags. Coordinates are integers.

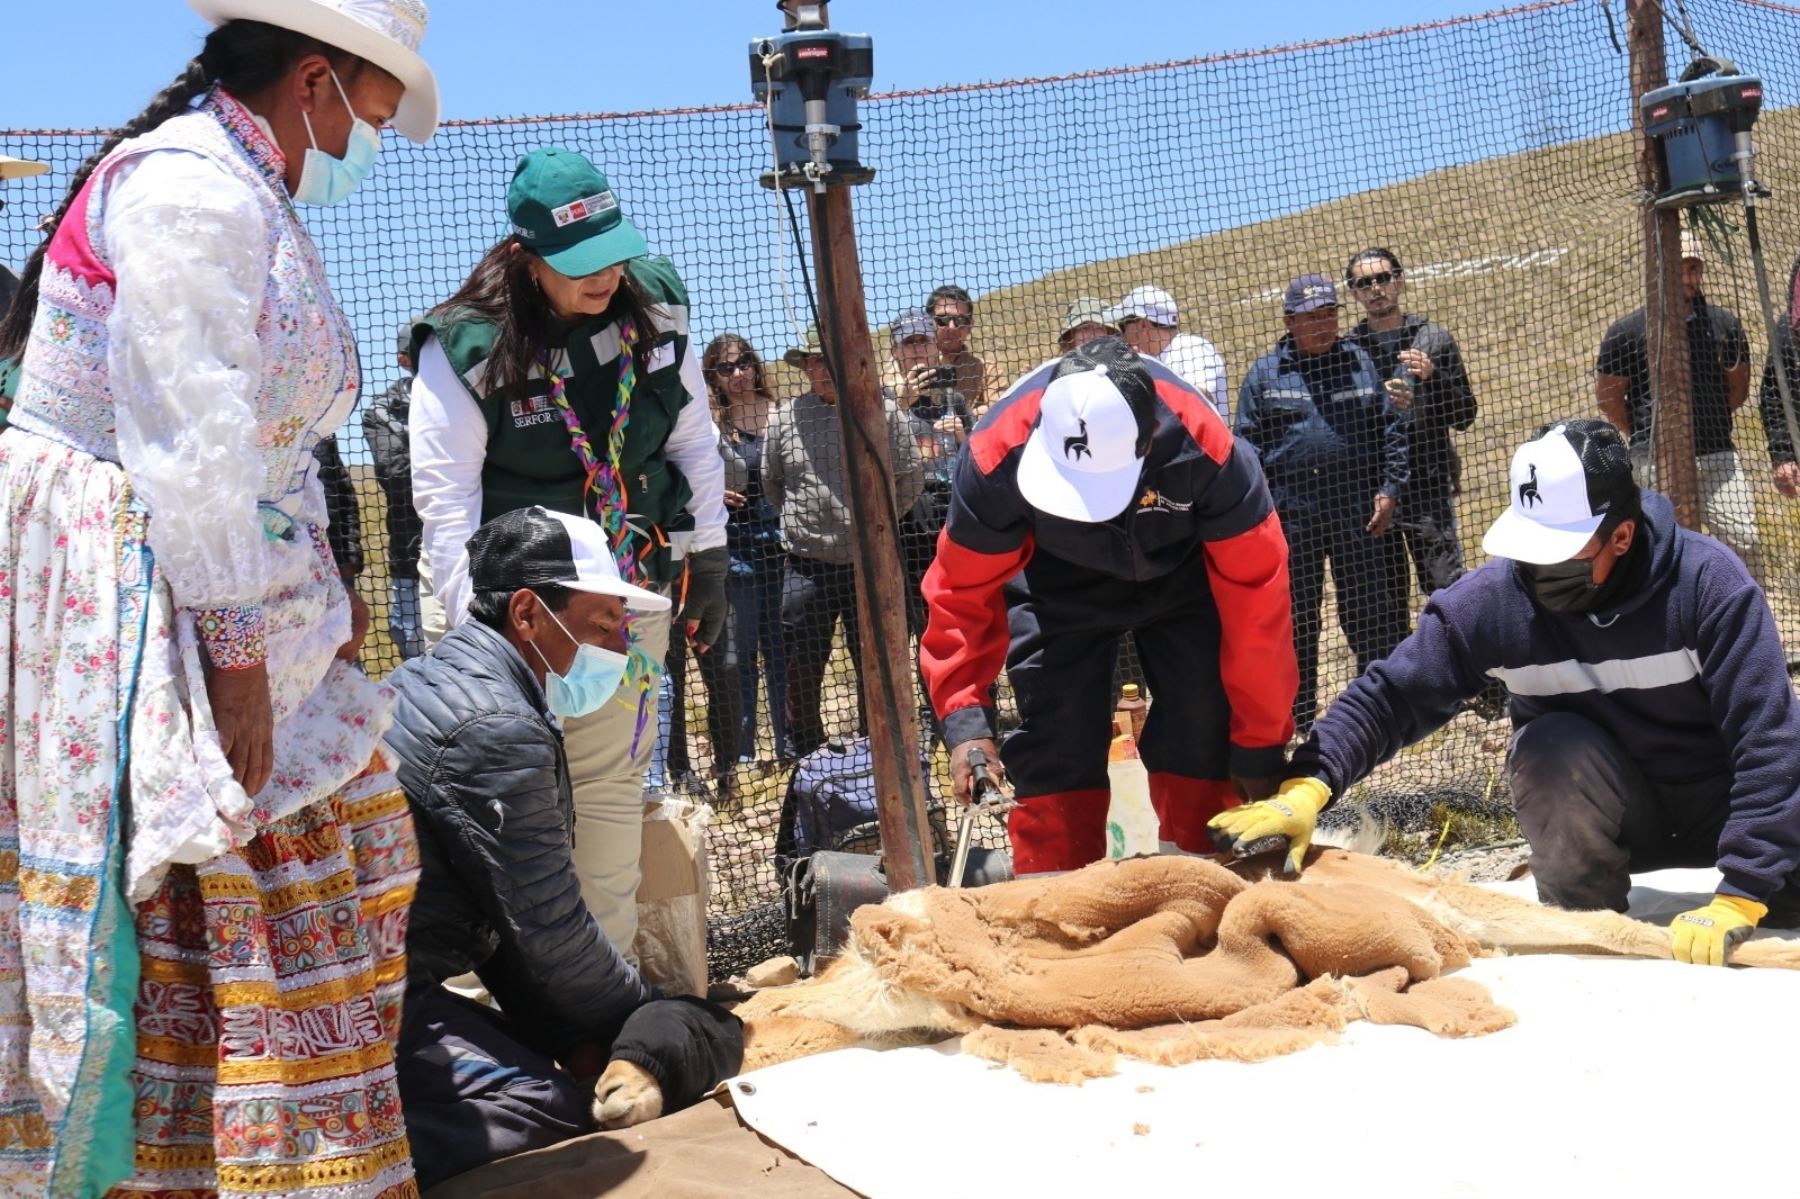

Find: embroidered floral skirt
<box><xmin>0</xmin><ymin>431</ymin><xmax>418</xmax><ymax>1198</ymax></box>
<box><xmin>119</xmin><ymin>768</ymin><xmax>418</xmax><ymax>1199</ymax></box>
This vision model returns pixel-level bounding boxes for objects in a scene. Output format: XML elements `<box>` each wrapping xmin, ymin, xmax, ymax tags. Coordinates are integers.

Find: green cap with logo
<box><xmin>508</xmin><ymin>147</ymin><xmax>648</xmax><ymax>277</ymax></box>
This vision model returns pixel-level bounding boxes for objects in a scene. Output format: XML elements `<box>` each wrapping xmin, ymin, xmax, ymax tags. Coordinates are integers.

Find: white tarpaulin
<box><xmin>728</xmin><ymin>868</ymin><xmax>1800</xmax><ymax>1198</ymax></box>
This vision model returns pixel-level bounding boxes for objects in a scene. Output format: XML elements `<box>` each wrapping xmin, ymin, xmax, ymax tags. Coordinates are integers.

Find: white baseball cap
<box><xmin>1107</xmin><ymin>285</ymin><xmax>1179</xmax><ymax>328</ymax></box>
<box><xmin>1016</xmin><ymin>343</ymin><xmax>1155</xmax><ymax>523</ymax></box>
<box><xmin>1481</xmin><ymin>421</ymin><xmax>1636</xmax><ymax>565</ymax></box>
<box><xmin>467</xmin><ymin>506</ymin><xmax>670</xmax><ymax>612</ymax></box>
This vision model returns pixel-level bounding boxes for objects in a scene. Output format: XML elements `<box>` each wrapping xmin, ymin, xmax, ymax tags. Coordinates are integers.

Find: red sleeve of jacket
<box><xmin>1203</xmin><ymin>509</ymin><xmax>1297</xmax><ymax>757</ymax></box>
<box><xmin>918</xmin><ymin>372</ymin><xmax>1050</xmax><ymax>748</ymax></box>
<box><xmin>920</xmin><ymin>529</ymin><xmax>1034</xmax><ymax>746</ymax></box>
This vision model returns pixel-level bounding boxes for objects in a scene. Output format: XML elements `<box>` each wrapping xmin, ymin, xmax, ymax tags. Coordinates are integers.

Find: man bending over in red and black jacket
<box><xmin>921</xmin><ymin>336</ymin><xmax>1297</xmax><ymax>874</ymax></box>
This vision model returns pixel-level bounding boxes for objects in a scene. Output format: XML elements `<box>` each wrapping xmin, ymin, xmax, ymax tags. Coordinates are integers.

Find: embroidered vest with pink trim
<box><xmin>11</xmin><ymin>89</ymin><xmax>359</xmax><ymax>516</ymax></box>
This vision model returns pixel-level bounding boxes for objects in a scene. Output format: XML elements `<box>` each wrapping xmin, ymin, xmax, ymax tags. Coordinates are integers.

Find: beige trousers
<box><xmin>419</xmin><ymin>550</ymin><xmax>673</xmax><ymax>960</ymax></box>
<box><xmin>562</xmin><ymin>605</ymin><xmax>672</xmax><ymax>959</ymax></box>
<box><xmin>1631</xmin><ymin>447</ymin><xmax>1764</xmax><ymax>583</ymax></box>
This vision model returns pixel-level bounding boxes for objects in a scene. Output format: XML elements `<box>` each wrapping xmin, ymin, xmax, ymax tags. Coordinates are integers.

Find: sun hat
<box><xmin>784</xmin><ymin>326</ymin><xmax>825</xmax><ymax>367</ymax></box>
<box><xmin>508</xmin><ymin>148</ymin><xmax>648</xmax><ymax>278</ymax></box>
<box><xmin>0</xmin><ymin>157</ymin><xmax>49</xmax><ymax>181</ymax></box>
<box><xmin>1061</xmin><ymin>296</ymin><xmax>1119</xmax><ymax>339</ymax></box>
<box><xmin>186</xmin><ymin>0</ymin><xmax>440</xmax><ymax>143</ymax></box>
<box><xmin>1481</xmin><ymin>420</ymin><xmax>1637</xmax><ymax>565</ymax></box>
<box><xmin>468</xmin><ymin>506</ymin><xmax>670</xmax><ymax>612</ymax></box>
<box><xmin>1016</xmin><ymin>338</ymin><xmax>1156</xmax><ymax>523</ymax></box>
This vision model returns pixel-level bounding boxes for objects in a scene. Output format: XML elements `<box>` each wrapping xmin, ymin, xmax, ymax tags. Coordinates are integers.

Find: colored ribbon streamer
<box><xmin>544</xmin><ymin>320</ymin><xmax>661</xmax><ymax>751</ymax></box>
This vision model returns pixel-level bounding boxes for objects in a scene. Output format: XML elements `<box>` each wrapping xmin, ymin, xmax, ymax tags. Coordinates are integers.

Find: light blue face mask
<box><xmin>294</xmin><ymin>69</ymin><xmax>381</xmax><ymax>207</ymax></box>
<box><xmin>529</xmin><ymin>599</ymin><xmax>629</xmax><ymax>719</ymax></box>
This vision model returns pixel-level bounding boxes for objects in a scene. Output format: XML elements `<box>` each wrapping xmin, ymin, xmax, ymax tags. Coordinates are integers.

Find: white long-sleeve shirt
<box><xmin>105</xmin><ymin>150</ymin><xmax>283</xmax><ymax>614</ymax></box>
<box><xmin>1162</xmin><ymin>331</ymin><xmax>1230</xmax><ymax>422</ymax></box>
<box><xmin>410</xmin><ymin>325</ymin><xmax>727</xmax><ymax>625</ymax></box>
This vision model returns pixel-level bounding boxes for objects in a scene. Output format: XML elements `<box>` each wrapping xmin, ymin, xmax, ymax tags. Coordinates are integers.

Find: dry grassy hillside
<box><xmin>351</xmin><ymin>111</ymin><xmax>1800</xmax><ymax>908</ymax></box>
<box><xmin>967</xmin><ymin>110</ymin><xmax>1799</xmax><ymax>551</ymax></box>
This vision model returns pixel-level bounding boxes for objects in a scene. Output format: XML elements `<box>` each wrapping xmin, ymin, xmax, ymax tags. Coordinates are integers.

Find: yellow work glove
<box><xmin>1206</xmin><ymin>777</ymin><xmax>1331</xmax><ymax>877</ymax></box>
<box><xmin>1669</xmin><ymin>894</ymin><xmax>1767</xmax><ymax>966</ymax></box>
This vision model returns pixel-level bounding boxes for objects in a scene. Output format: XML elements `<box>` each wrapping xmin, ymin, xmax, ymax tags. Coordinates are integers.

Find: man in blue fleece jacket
<box><xmin>1210</xmin><ymin>419</ymin><xmax>1800</xmax><ymax>966</ymax></box>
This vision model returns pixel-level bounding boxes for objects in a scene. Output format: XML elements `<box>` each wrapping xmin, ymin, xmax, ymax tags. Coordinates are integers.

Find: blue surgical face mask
<box><xmin>293</xmin><ymin>70</ymin><xmax>381</xmax><ymax>207</ymax></box>
<box><xmin>529</xmin><ymin>599</ymin><xmax>628</xmax><ymax>719</ymax></box>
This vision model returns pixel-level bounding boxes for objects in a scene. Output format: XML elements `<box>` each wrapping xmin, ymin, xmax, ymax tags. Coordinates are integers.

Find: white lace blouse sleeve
<box><xmin>409</xmin><ymin>334</ymin><xmax>489</xmax><ymax>626</ymax></box>
<box><xmin>666</xmin><ymin>344</ymin><xmax>729</xmax><ymax>553</ymax></box>
<box><xmin>104</xmin><ymin>149</ymin><xmax>272</xmax><ymax>669</ymax></box>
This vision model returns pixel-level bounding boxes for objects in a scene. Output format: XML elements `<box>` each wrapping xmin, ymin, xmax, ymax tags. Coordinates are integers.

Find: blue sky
<box><xmin>4</xmin><ymin>0</ymin><xmax>1501</xmax><ymax>130</ymax></box>
<box><xmin>7</xmin><ymin>0</ymin><xmax>1705</xmax><ymax>432</ymax></box>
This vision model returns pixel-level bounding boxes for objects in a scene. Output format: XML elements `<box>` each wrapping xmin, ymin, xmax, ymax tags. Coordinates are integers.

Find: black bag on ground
<box><xmin>775</xmin><ymin>736</ymin><xmax>1010</xmax><ymax>972</ymax></box>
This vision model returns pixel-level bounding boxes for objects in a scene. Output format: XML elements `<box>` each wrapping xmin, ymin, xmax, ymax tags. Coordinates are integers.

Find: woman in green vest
<box><xmin>410</xmin><ymin>146</ymin><xmax>729</xmax><ymax>962</ymax></box>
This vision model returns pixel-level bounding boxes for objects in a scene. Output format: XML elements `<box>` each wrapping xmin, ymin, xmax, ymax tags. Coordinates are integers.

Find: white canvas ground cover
<box><xmin>729</xmin><ymin>868</ymin><xmax>1798</xmax><ymax>1198</ymax></box>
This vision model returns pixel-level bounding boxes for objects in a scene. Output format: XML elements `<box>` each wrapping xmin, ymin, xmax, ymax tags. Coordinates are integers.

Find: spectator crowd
<box><xmin>3</xmin><ymin>1</ymin><xmax>1799</xmax><ymax>1193</ymax></box>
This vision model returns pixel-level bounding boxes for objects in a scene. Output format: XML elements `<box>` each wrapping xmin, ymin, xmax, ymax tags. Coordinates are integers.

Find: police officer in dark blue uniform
<box><xmin>1237</xmin><ymin>274</ymin><xmax>1412</xmax><ymax>735</ymax></box>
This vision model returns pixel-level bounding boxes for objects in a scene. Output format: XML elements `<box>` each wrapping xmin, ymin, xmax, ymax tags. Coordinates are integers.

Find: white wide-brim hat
<box><xmin>187</xmin><ymin>0</ymin><xmax>440</xmax><ymax>143</ymax></box>
<box><xmin>0</xmin><ymin>156</ymin><xmax>49</xmax><ymax>180</ymax></box>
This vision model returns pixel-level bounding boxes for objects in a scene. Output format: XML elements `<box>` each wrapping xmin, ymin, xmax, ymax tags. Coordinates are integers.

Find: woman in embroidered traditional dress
<box><xmin>0</xmin><ymin>4</ymin><xmax>438</xmax><ymax>1197</ymax></box>
<box><xmin>408</xmin><ymin>149</ymin><xmax>730</xmax><ymax>968</ymax></box>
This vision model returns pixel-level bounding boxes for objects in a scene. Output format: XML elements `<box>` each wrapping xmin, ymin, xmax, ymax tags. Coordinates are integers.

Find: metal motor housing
<box><xmin>750</xmin><ymin>28</ymin><xmax>876</xmax><ymax>188</ymax></box>
<box><xmin>1641</xmin><ymin>67</ymin><xmax>1764</xmax><ymax>208</ymax></box>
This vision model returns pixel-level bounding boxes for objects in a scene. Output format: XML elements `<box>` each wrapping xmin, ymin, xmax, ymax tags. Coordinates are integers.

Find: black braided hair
<box><xmin>0</xmin><ymin>21</ymin><xmax>360</xmax><ymax>361</ymax></box>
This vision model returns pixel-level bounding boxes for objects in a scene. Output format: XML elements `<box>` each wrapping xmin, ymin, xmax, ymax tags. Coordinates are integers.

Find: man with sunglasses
<box><xmin>1212</xmin><ymin>420</ymin><xmax>1800</xmax><ymax>967</ymax></box>
<box><xmin>1345</xmin><ymin>248</ymin><xmax>1478</xmax><ymax>596</ymax></box>
<box><xmin>929</xmin><ymin>283</ymin><xmax>1004</xmax><ymax>418</ymax></box>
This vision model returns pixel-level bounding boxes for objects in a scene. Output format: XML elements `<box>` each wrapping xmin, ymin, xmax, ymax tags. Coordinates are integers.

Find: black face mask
<box><xmin>1520</xmin><ymin>522</ymin><xmax>1645</xmax><ymax>614</ymax></box>
<box><xmin>1521</xmin><ymin>556</ymin><xmax>1603</xmax><ymax>613</ymax></box>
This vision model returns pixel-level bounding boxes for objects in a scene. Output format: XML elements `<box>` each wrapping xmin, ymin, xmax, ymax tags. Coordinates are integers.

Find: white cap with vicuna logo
<box><xmin>1481</xmin><ymin>422</ymin><xmax>1629</xmax><ymax>565</ymax></box>
<box><xmin>1016</xmin><ymin>361</ymin><xmax>1151</xmax><ymax>523</ymax></box>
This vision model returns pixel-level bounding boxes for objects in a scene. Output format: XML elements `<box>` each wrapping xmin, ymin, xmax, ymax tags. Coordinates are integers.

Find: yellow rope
<box><xmin>1417</xmin><ymin>812</ymin><xmax>1454</xmax><ymax>873</ymax></box>
<box><xmin>1418</xmin><ymin>766</ymin><xmax>1498</xmax><ymax>874</ymax></box>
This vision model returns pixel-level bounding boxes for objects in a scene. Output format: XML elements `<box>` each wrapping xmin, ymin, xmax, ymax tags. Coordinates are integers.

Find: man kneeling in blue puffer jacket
<box><xmin>384</xmin><ymin>505</ymin><xmax>742</xmax><ymax>1190</ymax></box>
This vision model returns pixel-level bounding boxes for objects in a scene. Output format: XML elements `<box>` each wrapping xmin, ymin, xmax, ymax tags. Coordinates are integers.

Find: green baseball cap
<box><xmin>1060</xmin><ymin>296</ymin><xmax>1118</xmax><ymax>338</ymax></box>
<box><xmin>508</xmin><ymin>147</ymin><xmax>648</xmax><ymax>277</ymax></box>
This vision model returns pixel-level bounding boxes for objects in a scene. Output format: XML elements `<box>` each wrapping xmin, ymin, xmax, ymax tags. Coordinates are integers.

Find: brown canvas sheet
<box><xmin>423</xmin><ymin>1093</ymin><xmax>858</xmax><ymax>1199</ymax></box>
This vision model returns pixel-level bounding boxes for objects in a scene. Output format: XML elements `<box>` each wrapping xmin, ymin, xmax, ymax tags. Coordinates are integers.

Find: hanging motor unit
<box><xmin>1640</xmin><ymin>56</ymin><xmax>1764</xmax><ymax>209</ymax></box>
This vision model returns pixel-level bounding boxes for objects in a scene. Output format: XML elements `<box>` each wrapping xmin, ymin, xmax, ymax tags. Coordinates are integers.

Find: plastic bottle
<box><xmin>1116</xmin><ymin>684</ymin><xmax>1149</xmax><ymax>745</ymax></box>
<box><xmin>1106</xmin><ymin>717</ymin><xmax>1159</xmax><ymax>858</ymax></box>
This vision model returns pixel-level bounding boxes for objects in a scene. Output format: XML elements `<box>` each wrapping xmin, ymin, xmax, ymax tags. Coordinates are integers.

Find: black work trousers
<box><xmin>664</xmin><ymin>626</ymin><xmax>744</xmax><ymax>778</ymax></box>
<box><xmin>397</xmin><ymin>984</ymin><xmax>745</xmax><ymax>1190</ymax></box>
<box><xmin>1396</xmin><ymin>475</ymin><xmax>1466</xmax><ymax>596</ymax></box>
<box><xmin>395</xmin><ymin>986</ymin><xmax>594</xmax><ymax>1190</ymax></box>
<box><xmin>1509</xmin><ymin>711</ymin><xmax>1800</xmax><ymax>917</ymax></box>
<box><xmin>781</xmin><ymin>554</ymin><xmax>863</xmax><ymax>757</ymax></box>
<box><xmin>1284</xmin><ymin>505</ymin><xmax>1411</xmax><ymax>735</ymax></box>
